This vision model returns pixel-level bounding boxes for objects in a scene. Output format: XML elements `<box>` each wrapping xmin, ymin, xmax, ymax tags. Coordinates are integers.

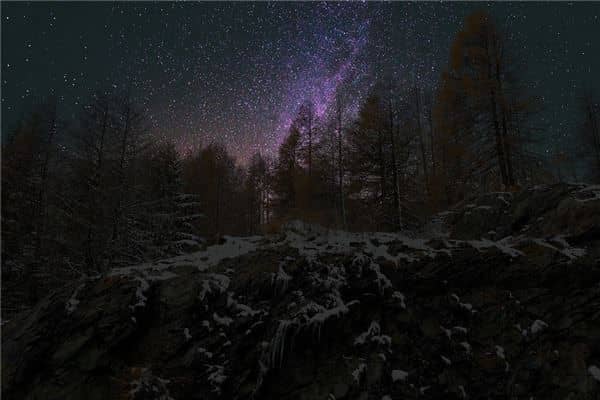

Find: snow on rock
<box><xmin>391</xmin><ymin>369</ymin><xmax>408</xmax><ymax>382</ymax></box>
<box><xmin>354</xmin><ymin>321</ymin><xmax>391</xmax><ymax>350</ymax></box>
<box><xmin>467</xmin><ymin>237</ymin><xmax>523</xmax><ymax>258</ymax></box>
<box><xmin>354</xmin><ymin>321</ymin><xmax>379</xmax><ymax>345</ymax></box>
<box><xmin>129</xmin><ymin>368</ymin><xmax>173</xmax><ymax>400</ymax></box>
<box><xmin>453</xmin><ymin>326</ymin><xmax>468</xmax><ymax>335</ymax></box>
<box><xmin>213</xmin><ymin>312</ymin><xmax>233</xmax><ymax>327</ymax></box>
<box><xmin>197</xmin><ymin>347</ymin><xmax>213</xmax><ymax>359</ymax></box>
<box><xmin>110</xmin><ymin>262</ymin><xmax>178</xmax><ymax>282</ymax></box>
<box><xmin>352</xmin><ymin>362</ymin><xmax>367</xmax><ymax>383</ymax></box>
<box><xmin>65</xmin><ymin>283</ymin><xmax>85</xmax><ymax>314</ymax></box>
<box><xmin>588</xmin><ymin>365</ymin><xmax>600</xmax><ymax>382</ymax></box>
<box><xmin>130</xmin><ymin>276</ymin><xmax>150</xmax><ymax>310</ymax></box>
<box><xmin>392</xmin><ymin>291</ymin><xmax>406</xmax><ymax>309</ymax></box>
<box><xmin>5</xmin><ymin>183</ymin><xmax>600</xmax><ymax>400</ymax></box>
<box><xmin>495</xmin><ymin>345</ymin><xmax>505</xmax><ymax>359</ymax></box>
<box><xmin>109</xmin><ymin>235</ymin><xmax>263</xmax><ymax>280</ymax></box>
<box><xmin>202</xmin><ymin>320</ymin><xmax>212</xmax><ymax>332</ymax></box>
<box><xmin>551</xmin><ymin>235</ymin><xmax>586</xmax><ymax>260</ymax></box>
<box><xmin>271</xmin><ymin>262</ymin><xmax>293</xmax><ymax>294</ymax></box>
<box><xmin>206</xmin><ymin>364</ymin><xmax>227</xmax><ymax>394</ymax></box>
<box><xmin>282</xmin><ymin>220</ymin><xmax>442</xmax><ymax>265</ymax></box>
<box><xmin>460</xmin><ymin>341</ymin><xmax>472</xmax><ymax>354</ymax></box>
<box><xmin>530</xmin><ymin>319</ymin><xmax>549</xmax><ymax>335</ymax></box>
<box><xmin>199</xmin><ymin>274</ymin><xmax>231</xmax><ymax>302</ymax></box>
<box><xmin>531</xmin><ymin>237</ymin><xmax>586</xmax><ymax>261</ymax></box>
<box><xmin>515</xmin><ymin>324</ymin><xmax>528</xmax><ymax>337</ymax></box>
<box><xmin>367</xmin><ymin>261</ymin><xmax>392</xmax><ymax>294</ymax></box>
<box><xmin>450</xmin><ymin>293</ymin><xmax>476</xmax><ymax>313</ymax></box>
<box><xmin>197</xmin><ymin>236</ymin><xmax>263</xmax><ymax>270</ymax></box>
<box><xmin>307</xmin><ymin>297</ymin><xmax>359</xmax><ymax>341</ymax></box>
<box><xmin>495</xmin><ymin>345</ymin><xmax>511</xmax><ymax>371</ymax></box>
<box><xmin>227</xmin><ymin>292</ymin><xmax>262</xmax><ymax>318</ymax></box>
<box><xmin>441</xmin><ymin>325</ymin><xmax>453</xmax><ymax>339</ymax></box>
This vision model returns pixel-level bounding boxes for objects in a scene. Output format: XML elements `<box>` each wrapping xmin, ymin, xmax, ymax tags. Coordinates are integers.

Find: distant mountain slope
<box><xmin>3</xmin><ymin>183</ymin><xmax>600</xmax><ymax>400</ymax></box>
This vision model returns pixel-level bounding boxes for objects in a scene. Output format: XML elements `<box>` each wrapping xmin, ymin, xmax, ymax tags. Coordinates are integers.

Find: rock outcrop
<box><xmin>3</xmin><ymin>183</ymin><xmax>600</xmax><ymax>400</ymax></box>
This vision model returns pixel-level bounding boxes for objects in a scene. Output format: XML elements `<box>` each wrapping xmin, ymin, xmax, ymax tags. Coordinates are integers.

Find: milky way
<box><xmin>2</xmin><ymin>2</ymin><xmax>599</xmax><ymax>163</ymax></box>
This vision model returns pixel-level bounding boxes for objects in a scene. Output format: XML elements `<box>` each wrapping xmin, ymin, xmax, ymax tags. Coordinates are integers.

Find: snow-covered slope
<box><xmin>3</xmin><ymin>183</ymin><xmax>600</xmax><ymax>400</ymax></box>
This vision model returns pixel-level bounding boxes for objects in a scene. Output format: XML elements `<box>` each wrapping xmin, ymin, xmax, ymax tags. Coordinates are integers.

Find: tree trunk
<box><xmin>415</xmin><ymin>87</ymin><xmax>429</xmax><ymax>196</ymax></box>
<box><xmin>87</xmin><ymin>100</ymin><xmax>109</xmax><ymax>271</ymax></box>
<box><xmin>336</xmin><ymin>97</ymin><xmax>346</xmax><ymax>229</ymax></box>
<box><xmin>494</xmin><ymin>48</ymin><xmax>515</xmax><ymax>186</ymax></box>
<box><xmin>485</xmin><ymin>35</ymin><xmax>509</xmax><ymax>188</ymax></box>
<box><xmin>34</xmin><ymin>103</ymin><xmax>58</xmax><ymax>258</ymax></box>
<box><xmin>112</xmin><ymin>103</ymin><xmax>131</xmax><ymax>243</ymax></box>
<box><xmin>428</xmin><ymin>105</ymin><xmax>436</xmax><ymax>176</ymax></box>
<box><xmin>308</xmin><ymin>110</ymin><xmax>312</xmax><ymax>178</ymax></box>
<box><xmin>586</xmin><ymin>101</ymin><xmax>600</xmax><ymax>179</ymax></box>
<box><xmin>388</xmin><ymin>97</ymin><xmax>402</xmax><ymax>230</ymax></box>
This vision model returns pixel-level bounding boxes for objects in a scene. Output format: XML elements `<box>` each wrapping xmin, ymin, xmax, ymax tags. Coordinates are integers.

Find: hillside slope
<box><xmin>3</xmin><ymin>183</ymin><xmax>600</xmax><ymax>400</ymax></box>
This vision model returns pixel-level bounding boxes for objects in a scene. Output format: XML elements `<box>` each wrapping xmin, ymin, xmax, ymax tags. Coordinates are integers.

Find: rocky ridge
<box><xmin>2</xmin><ymin>183</ymin><xmax>600</xmax><ymax>400</ymax></box>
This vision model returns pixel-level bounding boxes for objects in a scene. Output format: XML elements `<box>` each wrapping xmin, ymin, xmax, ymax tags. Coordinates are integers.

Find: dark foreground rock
<box><xmin>3</xmin><ymin>183</ymin><xmax>600</xmax><ymax>400</ymax></box>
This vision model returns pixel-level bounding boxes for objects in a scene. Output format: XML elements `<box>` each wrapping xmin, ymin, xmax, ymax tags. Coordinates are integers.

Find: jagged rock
<box><xmin>447</xmin><ymin>183</ymin><xmax>600</xmax><ymax>246</ymax></box>
<box><xmin>3</xmin><ymin>184</ymin><xmax>600</xmax><ymax>399</ymax></box>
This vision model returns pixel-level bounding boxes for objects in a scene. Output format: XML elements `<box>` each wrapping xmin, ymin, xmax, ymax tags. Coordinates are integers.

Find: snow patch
<box><xmin>530</xmin><ymin>319</ymin><xmax>548</xmax><ymax>335</ymax></box>
<box><xmin>197</xmin><ymin>347</ymin><xmax>213</xmax><ymax>359</ymax></box>
<box><xmin>391</xmin><ymin>369</ymin><xmax>408</xmax><ymax>382</ymax></box>
<box><xmin>130</xmin><ymin>276</ymin><xmax>150</xmax><ymax>310</ymax></box>
<box><xmin>588</xmin><ymin>365</ymin><xmax>600</xmax><ymax>382</ymax></box>
<box><xmin>206</xmin><ymin>364</ymin><xmax>227</xmax><ymax>393</ymax></box>
<box><xmin>129</xmin><ymin>368</ymin><xmax>173</xmax><ymax>400</ymax></box>
<box><xmin>467</xmin><ymin>237</ymin><xmax>523</xmax><ymax>258</ymax></box>
<box><xmin>65</xmin><ymin>283</ymin><xmax>85</xmax><ymax>314</ymax></box>
<box><xmin>392</xmin><ymin>291</ymin><xmax>406</xmax><ymax>309</ymax></box>
<box><xmin>352</xmin><ymin>363</ymin><xmax>366</xmax><ymax>383</ymax></box>
<box><xmin>354</xmin><ymin>321</ymin><xmax>391</xmax><ymax>350</ymax></box>
<box><xmin>271</xmin><ymin>262</ymin><xmax>293</xmax><ymax>294</ymax></box>
<box><xmin>213</xmin><ymin>312</ymin><xmax>233</xmax><ymax>327</ymax></box>
<box><xmin>495</xmin><ymin>345</ymin><xmax>505</xmax><ymax>359</ymax></box>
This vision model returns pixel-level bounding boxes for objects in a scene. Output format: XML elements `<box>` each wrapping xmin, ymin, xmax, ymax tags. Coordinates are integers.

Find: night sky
<box><xmin>2</xmin><ymin>2</ymin><xmax>599</xmax><ymax>163</ymax></box>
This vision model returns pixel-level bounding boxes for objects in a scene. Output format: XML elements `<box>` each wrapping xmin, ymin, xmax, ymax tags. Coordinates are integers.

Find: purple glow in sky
<box><xmin>9</xmin><ymin>2</ymin><xmax>595</xmax><ymax>165</ymax></box>
<box><xmin>271</xmin><ymin>19</ymin><xmax>371</xmax><ymax>148</ymax></box>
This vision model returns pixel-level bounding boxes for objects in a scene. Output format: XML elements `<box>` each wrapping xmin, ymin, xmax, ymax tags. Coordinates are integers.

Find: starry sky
<box><xmin>2</xmin><ymin>2</ymin><xmax>599</xmax><ymax>163</ymax></box>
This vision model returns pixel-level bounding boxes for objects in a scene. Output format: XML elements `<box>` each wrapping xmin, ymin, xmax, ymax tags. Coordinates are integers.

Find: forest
<box><xmin>3</xmin><ymin>5</ymin><xmax>600</xmax><ymax>399</ymax></box>
<box><xmin>2</xmin><ymin>11</ymin><xmax>600</xmax><ymax>313</ymax></box>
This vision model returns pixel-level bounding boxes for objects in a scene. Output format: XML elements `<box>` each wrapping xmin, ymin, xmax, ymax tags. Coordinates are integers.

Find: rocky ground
<box><xmin>2</xmin><ymin>183</ymin><xmax>600</xmax><ymax>400</ymax></box>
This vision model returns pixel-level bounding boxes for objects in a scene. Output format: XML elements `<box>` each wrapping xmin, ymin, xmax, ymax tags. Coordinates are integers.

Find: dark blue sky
<box><xmin>2</xmin><ymin>2</ymin><xmax>599</xmax><ymax>163</ymax></box>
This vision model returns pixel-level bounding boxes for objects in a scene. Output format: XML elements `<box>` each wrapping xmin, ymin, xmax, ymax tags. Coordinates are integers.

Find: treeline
<box><xmin>269</xmin><ymin>11</ymin><xmax>599</xmax><ymax>228</ymax></box>
<box><xmin>2</xmin><ymin>12</ymin><xmax>599</xmax><ymax>310</ymax></box>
